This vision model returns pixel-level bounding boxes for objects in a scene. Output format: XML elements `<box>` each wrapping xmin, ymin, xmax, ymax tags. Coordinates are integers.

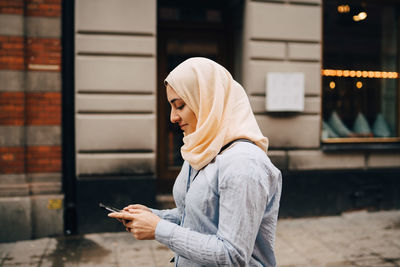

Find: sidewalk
<box><xmin>1</xmin><ymin>210</ymin><xmax>399</xmax><ymax>267</ymax></box>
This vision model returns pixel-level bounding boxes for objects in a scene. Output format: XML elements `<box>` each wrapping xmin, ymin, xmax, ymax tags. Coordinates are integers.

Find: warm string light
<box><xmin>337</xmin><ymin>5</ymin><xmax>350</xmax><ymax>13</ymax></box>
<box><xmin>322</xmin><ymin>69</ymin><xmax>399</xmax><ymax>79</ymax></box>
<box><xmin>353</xmin><ymin>12</ymin><xmax>367</xmax><ymax>21</ymax></box>
<box><xmin>337</xmin><ymin>4</ymin><xmax>366</xmax><ymax>21</ymax></box>
<box><xmin>328</xmin><ymin>80</ymin><xmax>363</xmax><ymax>90</ymax></box>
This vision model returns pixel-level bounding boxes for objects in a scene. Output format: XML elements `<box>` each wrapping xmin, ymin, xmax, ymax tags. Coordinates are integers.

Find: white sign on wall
<box><xmin>266</xmin><ymin>72</ymin><xmax>305</xmax><ymax>112</ymax></box>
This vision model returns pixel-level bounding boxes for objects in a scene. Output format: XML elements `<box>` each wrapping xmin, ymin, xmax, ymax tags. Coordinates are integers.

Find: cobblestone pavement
<box><xmin>275</xmin><ymin>210</ymin><xmax>400</xmax><ymax>267</ymax></box>
<box><xmin>1</xmin><ymin>210</ymin><xmax>399</xmax><ymax>266</ymax></box>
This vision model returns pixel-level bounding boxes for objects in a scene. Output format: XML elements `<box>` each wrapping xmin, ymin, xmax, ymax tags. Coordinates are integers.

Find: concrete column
<box><xmin>75</xmin><ymin>0</ymin><xmax>157</xmax><ymax>177</ymax></box>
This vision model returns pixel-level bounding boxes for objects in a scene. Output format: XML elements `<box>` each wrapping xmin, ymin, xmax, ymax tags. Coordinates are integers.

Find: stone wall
<box><xmin>0</xmin><ymin>0</ymin><xmax>63</xmax><ymax>242</ymax></box>
<box><xmin>74</xmin><ymin>0</ymin><xmax>157</xmax><ymax>178</ymax></box>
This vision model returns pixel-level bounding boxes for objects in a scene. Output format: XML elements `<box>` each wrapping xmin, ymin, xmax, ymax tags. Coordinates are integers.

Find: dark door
<box><xmin>156</xmin><ymin>1</ymin><xmax>242</xmax><ymax>193</ymax></box>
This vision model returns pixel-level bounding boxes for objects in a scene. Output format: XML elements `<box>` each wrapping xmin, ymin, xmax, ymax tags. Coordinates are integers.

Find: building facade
<box><xmin>0</xmin><ymin>0</ymin><xmax>63</xmax><ymax>242</ymax></box>
<box><xmin>1</xmin><ymin>0</ymin><xmax>399</xmax><ymax>242</ymax></box>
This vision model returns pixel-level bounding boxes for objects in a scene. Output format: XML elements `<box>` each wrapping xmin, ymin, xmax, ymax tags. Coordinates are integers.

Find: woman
<box><xmin>109</xmin><ymin>57</ymin><xmax>282</xmax><ymax>267</ymax></box>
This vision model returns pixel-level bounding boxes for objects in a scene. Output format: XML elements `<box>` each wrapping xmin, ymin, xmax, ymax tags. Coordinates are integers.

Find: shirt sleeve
<box><xmin>150</xmin><ymin>208</ymin><xmax>182</xmax><ymax>225</ymax></box>
<box><xmin>155</xmin><ymin>167</ymin><xmax>270</xmax><ymax>266</ymax></box>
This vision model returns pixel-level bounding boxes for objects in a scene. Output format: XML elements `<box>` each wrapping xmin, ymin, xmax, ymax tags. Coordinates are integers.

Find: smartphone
<box><xmin>99</xmin><ymin>203</ymin><xmax>121</xmax><ymax>213</ymax></box>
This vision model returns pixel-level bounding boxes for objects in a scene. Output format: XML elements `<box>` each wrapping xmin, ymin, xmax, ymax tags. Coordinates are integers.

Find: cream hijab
<box><xmin>165</xmin><ymin>57</ymin><xmax>268</xmax><ymax>170</ymax></box>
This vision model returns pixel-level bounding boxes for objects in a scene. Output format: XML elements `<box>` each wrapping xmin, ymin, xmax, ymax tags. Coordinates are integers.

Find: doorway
<box><xmin>156</xmin><ymin>0</ymin><xmax>243</xmax><ymax>193</ymax></box>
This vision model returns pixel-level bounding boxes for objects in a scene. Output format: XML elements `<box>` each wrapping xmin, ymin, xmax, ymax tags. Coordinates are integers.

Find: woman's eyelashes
<box><xmin>173</xmin><ymin>100</ymin><xmax>185</xmax><ymax>110</ymax></box>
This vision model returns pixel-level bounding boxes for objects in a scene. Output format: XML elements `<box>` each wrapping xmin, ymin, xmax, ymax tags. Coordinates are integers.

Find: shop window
<box><xmin>322</xmin><ymin>0</ymin><xmax>400</xmax><ymax>143</ymax></box>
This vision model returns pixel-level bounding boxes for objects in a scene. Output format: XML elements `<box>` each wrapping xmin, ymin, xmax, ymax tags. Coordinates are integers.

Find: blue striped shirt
<box><xmin>152</xmin><ymin>141</ymin><xmax>282</xmax><ymax>266</ymax></box>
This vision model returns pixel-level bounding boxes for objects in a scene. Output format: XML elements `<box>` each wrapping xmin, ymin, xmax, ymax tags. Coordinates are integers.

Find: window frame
<box><xmin>321</xmin><ymin>0</ymin><xmax>400</xmax><ymax>148</ymax></box>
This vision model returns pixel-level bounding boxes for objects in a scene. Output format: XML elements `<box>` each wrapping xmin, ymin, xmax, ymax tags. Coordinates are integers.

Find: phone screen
<box><xmin>99</xmin><ymin>203</ymin><xmax>121</xmax><ymax>213</ymax></box>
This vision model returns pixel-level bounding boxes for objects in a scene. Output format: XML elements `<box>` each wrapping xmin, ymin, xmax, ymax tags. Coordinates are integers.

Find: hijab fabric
<box><xmin>165</xmin><ymin>57</ymin><xmax>268</xmax><ymax>170</ymax></box>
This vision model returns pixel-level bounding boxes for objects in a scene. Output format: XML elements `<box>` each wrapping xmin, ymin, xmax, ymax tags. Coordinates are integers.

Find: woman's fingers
<box><xmin>123</xmin><ymin>204</ymin><xmax>151</xmax><ymax>212</ymax></box>
<box><xmin>123</xmin><ymin>205</ymin><xmax>135</xmax><ymax>211</ymax></box>
<box><xmin>109</xmin><ymin>209</ymin><xmax>160</xmax><ymax>240</ymax></box>
<box><xmin>108</xmin><ymin>211</ymin><xmax>135</xmax><ymax>221</ymax></box>
<box><xmin>129</xmin><ymin>210</ymin><xmax>161</xmax><ymax>240</ymax></box>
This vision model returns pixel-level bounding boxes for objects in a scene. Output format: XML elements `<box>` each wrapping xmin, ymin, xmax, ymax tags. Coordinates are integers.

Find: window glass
<box><xmin>322</xmin><ymin>0</ymin><xmax>399</xmax><ymax>142</ymax></box>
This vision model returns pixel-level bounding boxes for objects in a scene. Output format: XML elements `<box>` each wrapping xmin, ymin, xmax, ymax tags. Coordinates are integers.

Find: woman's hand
<box><xmin>108</xmin><ymin>209</ymin><xmax>161</xmax><ymax>240</ymax></box>
<box><xmin>123</xmin><ymin>204</ymin><xmax>151</xmax><ymax>213</ymax></box>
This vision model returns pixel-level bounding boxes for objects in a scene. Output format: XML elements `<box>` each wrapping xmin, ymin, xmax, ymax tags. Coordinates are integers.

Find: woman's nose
<box><xmin>170</xmin><ymin>109</ymin><xmax>180</xmax><ymax>123</ymax></box>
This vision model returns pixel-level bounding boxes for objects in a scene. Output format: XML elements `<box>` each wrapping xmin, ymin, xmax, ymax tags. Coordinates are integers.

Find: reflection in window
<box><xmin>322</xmin><ymin>0</ymin><xmax>399</xmax><ymax>141</ymax></box>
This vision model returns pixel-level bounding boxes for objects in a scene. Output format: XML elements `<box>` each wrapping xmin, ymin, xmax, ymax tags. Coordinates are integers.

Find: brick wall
<box><xmin>0</xmin><ymin>1</ymin><xmax>61</xmax><ymax>177</ymax></box>
<box><xmin>26</xmin><ymin>38</ymin><xmax>61</xmax><ymax>68</ymax></box>
<box><xmin>0</xmin><ymin>0</ymin><xmax>24</xmax><ymax>15</ymax></box>
<box><xmin>26</xmin><ymin>92</ymin><xmax>61</xmax><ymax>125</ymax></box>
<box><xmin>0</xmin><ymin>92</ymin><xmax>25</xmax><ymax>125</ymax></box>
<box><xmin>26</xmin><ymin>0</ymin><xmax>61</xmax><ymax>17</ymax></box>
<box><xmin>0</xmin><ymin>147</ymin><xmax>25</xmax><ymax>174</ymax></box>
<box><xmin>26</xmin><ymin>146</ymin><xmax>61</xmax><ymax>173</ymax></box>
<box><xmin>0</xmin><ymin>36</ymin><xmax>25</xmax><ymax>70</ymax></box>
<box><xmin>0</xmin><ymin>0</ymin><xmax>63</xmax><ymax>241</ymax></box>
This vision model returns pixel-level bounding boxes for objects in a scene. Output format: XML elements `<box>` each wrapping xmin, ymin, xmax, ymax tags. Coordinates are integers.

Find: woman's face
<box><xmin>166</xmin><ymin>84</ymin><xmax>197</xmax><ymax>135</ymax></box>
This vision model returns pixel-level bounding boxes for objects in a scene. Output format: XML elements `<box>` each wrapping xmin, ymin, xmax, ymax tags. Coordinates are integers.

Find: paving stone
<box><xmin>1</xmin><ymin>210</ymin><xmax>399</xmax><ymax>266</ymax></box>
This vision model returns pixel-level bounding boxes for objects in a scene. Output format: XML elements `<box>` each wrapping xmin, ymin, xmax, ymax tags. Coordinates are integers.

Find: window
<box><xmin>322</xmin><ymin>0</ymin><xmax>400</xmax><ymax>143</ymax></box>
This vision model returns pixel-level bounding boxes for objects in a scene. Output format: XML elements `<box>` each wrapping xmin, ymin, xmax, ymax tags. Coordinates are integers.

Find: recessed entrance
<box><xmin>156</xmin><ymin>0</ymin><xmax>243</xmax><ymax>193</ymax></box>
